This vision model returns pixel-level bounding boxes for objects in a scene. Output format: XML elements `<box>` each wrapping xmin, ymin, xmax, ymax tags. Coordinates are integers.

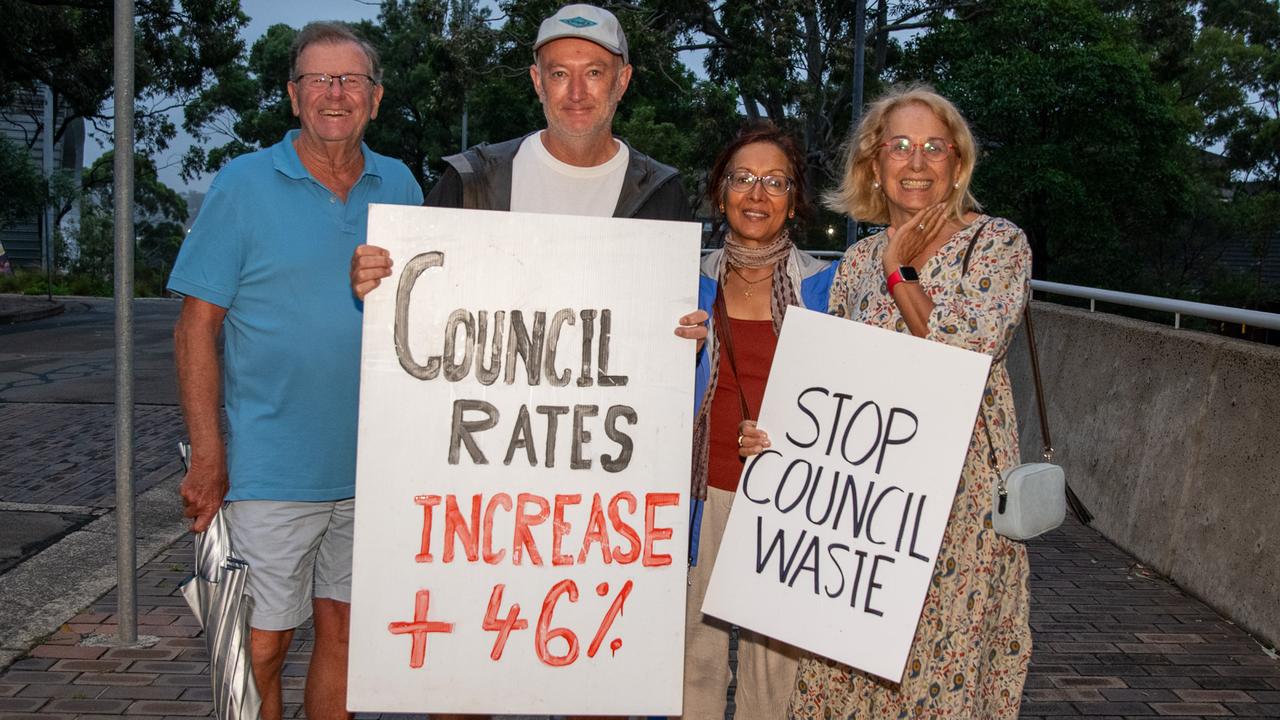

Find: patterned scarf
<box><xmin>690</xmin><ymin>229</ymin><xmax>801</xmax><ymax>501</ymax></box>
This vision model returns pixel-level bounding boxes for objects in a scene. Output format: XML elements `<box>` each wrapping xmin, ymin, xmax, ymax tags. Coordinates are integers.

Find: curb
<box><xmin>0</xmin><ymin>466</ymin><xmax>188</xmax><ymax>671</ymax></box>
<box><xmin>0</xmin><ymin>299</ymin><xmax>65</xmax><ymax>325</ymax></box>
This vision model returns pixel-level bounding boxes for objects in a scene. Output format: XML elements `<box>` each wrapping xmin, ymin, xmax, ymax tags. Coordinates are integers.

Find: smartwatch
<box><xmin>886</xmin><ymin>265</ymin><xmax>919</xmax><ymax>294</ymax></box>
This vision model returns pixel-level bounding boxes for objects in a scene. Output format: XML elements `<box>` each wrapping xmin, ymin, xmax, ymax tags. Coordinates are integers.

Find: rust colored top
<box><xmin>707</xmin><ymin>317</ymin><xmax>778</xmax><ymax>493</ymax></box>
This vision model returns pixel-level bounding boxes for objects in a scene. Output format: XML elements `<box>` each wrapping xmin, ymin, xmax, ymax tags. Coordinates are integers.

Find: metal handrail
<box><xmin>706</xmin><ymin>248</ymin><xmax>1280</xmax><ymax>331</ymax></box>
<box><xmin>1029</xmin><ymin>280</ymin><xmax>1280</xmax><ymax>331</ymax></box>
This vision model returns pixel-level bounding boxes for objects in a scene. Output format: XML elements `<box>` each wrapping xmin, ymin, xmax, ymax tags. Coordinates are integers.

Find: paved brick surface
<box><xmin>0</xmin><ymin>517</ymin><xmax>1272</xmax><ymax>718</ymax></box>
<box><xmin>0</xmin><ymin>404</ymin><xmax>184</xmax><ymax>508</ymax></box>
<box><xmin>1019</xmin><ymin>517</ymin><xmax>1280</xmax><ymax>719</ymax></box>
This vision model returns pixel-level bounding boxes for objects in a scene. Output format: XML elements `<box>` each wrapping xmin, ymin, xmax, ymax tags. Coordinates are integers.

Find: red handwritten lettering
<box><xmin>481</xmin><ymin>583</ymin><xmax>528</xmax><ymax>660</ymax></box>
<box><xmin>551</xmin><ymin>493</ymin><xmax>582</xmax><ymax>566</ymax></box>
<box><xmin>443</xmin><ymin>494</ymin><xmax>481</xmax><ymax>563</ymax></box>
<box><xmin>535</xmin><ymin>579</ymin><xmax>580</xmax><ymax>667</ymax></box>
<box><xmin>513</xmin><ymin>493</ymin><xmax>550</xmax><ymax>566</ymax></box>
<box><xmin>387</xmin><ymin>589</ymin><xmax>454</xmax><ymax>668</ymax></box>
<box><xmin>608</xmin><ymin>491</ymin><xmax>641</xmax><ymax>563</ymax></box>
<box><xmin>643</xmin><ymin>492</ymin><xmax>679</xmax><ymax>567</ymax></box>
<box><xmin>482</xmin><ymin>493</ymin><xmax>512</xmax><ymax>564</ymax></box>
<box><xmin>414</xmin><ymin>495</ymin><xmax>440</xmax><ymax>562</ymax></box>
<box><xmin>577</xmin><ymin>493</ymin><xmax>613</xmax><ymax>564</ymax></box>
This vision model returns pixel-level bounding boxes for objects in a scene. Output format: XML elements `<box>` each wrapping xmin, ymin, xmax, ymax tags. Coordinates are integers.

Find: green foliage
<box><xmin>181</xmin><ymin>22</ymin><xmax>297</xmax><ymax>179</ymax></box>
<box><xmin>66</xmin><ymin>152</ymin><xmax>188</xmax><ymax>292</ymax></box>
<box><xmin>898</xmin><ymin>0</ymin><xmax>1199</xmax><ymax>291</ymax></box>
<box><xmin>5</xmin><ymin>1</ymin><xmax>248</xmax><ymax>153</ymax></box>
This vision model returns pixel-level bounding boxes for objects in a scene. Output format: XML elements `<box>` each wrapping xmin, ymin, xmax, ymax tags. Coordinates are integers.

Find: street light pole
<box><xmin>846</xmin><ymin>0</ymin><xmax>867</xmax><ymax>248</ymax></box>
<box><xmin>42</xmin><ymin>87</ymin><xmax>55</xmax><ymax>300</ymax></box>
<box><xmin>113</xmin><ymin>0</ymin><xmax>137</xmax><ymax>644</ymax></box>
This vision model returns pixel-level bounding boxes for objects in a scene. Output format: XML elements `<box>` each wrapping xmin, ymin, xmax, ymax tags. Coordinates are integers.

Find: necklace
<box><xmin>729</xmin><ymin>265</ymin><xmax>771</xmax><ymax>297</ymax></box>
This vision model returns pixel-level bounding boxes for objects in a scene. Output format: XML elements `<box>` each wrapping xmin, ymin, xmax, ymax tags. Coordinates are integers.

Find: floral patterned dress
<box><xmin>788</xmin><ymin>215</ymin><xmax>1033</xmax><ymax>719</ymax></box>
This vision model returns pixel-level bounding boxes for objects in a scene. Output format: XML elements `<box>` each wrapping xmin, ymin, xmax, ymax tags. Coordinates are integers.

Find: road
<box><xmin>0</xmin><ymin>296</ymin><xmax>181</xmax><ymax>404</ymax></box>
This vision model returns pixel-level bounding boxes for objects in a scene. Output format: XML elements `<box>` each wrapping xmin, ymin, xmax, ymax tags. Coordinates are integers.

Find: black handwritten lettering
<box><xmin>787</xmin><ymin>387</ymin><xmax>827</xmax><ymax>448</ymax></box>
<box><xmin>502</xmin><ymin>405</ymin><xmax>537</xmax><ymax>467</ymax></box>
<box><xmin>535</xmin><ymin>405</ymin><xmax>569</xmax><ymax>468</ymax></box>
<box><xmin>449</xmin><ymin>399</ymin><xmax>498</xmax><ymax>464</ymax></box>
<box><xmin>577</xmin><ymin>309</ymin><xmax>596</xmax><ymax>387</ymax></box>
<box><xmin>596</xmin><ymin>309</ymin><xmax>628</xmax><ymax>386</ymax></box>
<box><xmin>877</xmin><ymin>407</ymin><xmax>919</xmax><ymax>474</ymax></box>
<box><xmin>570</xmin><ymin>404</ymin><xmax>598</xmax><ymax>470</ymax></box>
<box><xmin>474</xmin><ymin>310</ymin><xmax>505</xmax><ymax>386</ymax></box>
<box><xmin>543</xmin><ymin>309</ymin><xmax>575</xmax><ymax>387</ymax></box>
<box><xmin>601</xmin><ymin>406</ymin><xmax>636</xmax><ymax>473</ymax></box>
<box><xmin>442</xmin><ymin>309</ymin><xmax>476</xmax><ymax>382</ymax></box>
<box><xmin>392</xmin><ymin>251</ymin><xmax>444</xmax><ymax>380</ymax></box>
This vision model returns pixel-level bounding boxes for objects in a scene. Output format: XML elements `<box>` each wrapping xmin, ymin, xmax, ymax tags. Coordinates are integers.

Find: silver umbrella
<box><xmin>180</xmin><ymin>507</ymin><xmax>262</xmax><ymax>720</ymax></box>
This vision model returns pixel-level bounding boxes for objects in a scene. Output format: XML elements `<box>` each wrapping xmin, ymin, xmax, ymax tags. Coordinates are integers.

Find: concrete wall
<box><xmin>1006</xmin><ymin>301</ymin><xmax>1280</xmax><ymax>647</ymax></box>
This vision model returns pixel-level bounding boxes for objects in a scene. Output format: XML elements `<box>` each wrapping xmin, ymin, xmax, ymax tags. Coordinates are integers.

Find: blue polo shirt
<box><xmin>168</xmin><ymin>131</ymin><xmax>424</xmax><ymax>501</ymax></box>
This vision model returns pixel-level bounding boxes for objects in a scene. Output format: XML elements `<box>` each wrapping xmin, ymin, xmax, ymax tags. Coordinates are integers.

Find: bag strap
<box><xmin>1022</xmin><ymin>305</ymin><xmax>1053</xmax><ymax>461</ymax></box>
<box><xmin>713</xmin><ymin>288</ymin><xmax>752</xmax><ymax>422</ymax></box>
<box><xmin>963</xmin><ymin>221</ymin><xmax>1052</xmax><ymax>462</ymax></box>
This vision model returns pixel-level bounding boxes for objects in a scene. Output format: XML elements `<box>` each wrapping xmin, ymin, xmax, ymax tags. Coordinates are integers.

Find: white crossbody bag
<box><xmin>961</xmin><ymin>224</ymin><xmax>1092</xmax><ymax>540</ymax></box>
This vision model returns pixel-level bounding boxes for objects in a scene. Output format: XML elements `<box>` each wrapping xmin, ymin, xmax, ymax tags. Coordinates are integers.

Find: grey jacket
<box><xmin>425</xmin><ymin>133</ymin><xmax>691</xmax><ymax>221</ymax></box>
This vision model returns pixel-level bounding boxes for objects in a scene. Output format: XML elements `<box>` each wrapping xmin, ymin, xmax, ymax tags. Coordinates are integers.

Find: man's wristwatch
<box><xmin>886</xmin><ymin>265</ymin><xmax>919</xmax><ymax>294</ymax></box>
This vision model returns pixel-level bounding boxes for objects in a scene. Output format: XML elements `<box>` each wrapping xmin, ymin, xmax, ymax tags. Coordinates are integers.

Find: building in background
<box><xmin>0</xmin><ymin>84</ymin><xmax>85</xmax><ymax>269</ymax></box>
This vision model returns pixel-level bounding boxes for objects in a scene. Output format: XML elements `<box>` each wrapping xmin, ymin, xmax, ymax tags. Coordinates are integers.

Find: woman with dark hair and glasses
<box><xmin>783</xmin><ymin>84</ymin><xmax>1033</xmax><ymax>718</ymax></box>
<box><xmin>679</xmin><ymin>123</ymin><xmax>837</xmax><ymax>720</ymax></box>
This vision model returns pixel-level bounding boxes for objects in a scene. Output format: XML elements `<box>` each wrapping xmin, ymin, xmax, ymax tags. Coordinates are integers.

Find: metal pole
<box><xmin>461</xmin><ymin>98</ymin><xmax>469</xmax><ymax>152</ymax></box>
<box><xmin>113</xmin><ymin>0</ymin><xmax>137</xmax><ymax>644</ymax></box>
<box><xmin>42</xmin><ymin>86</ymin><xmax>55</xmax><ymax>300</ymax></box>
<box><xmin>846</xmin><ymin>0</ymin><xmax>867</xmax><ymax>247</ymax></box>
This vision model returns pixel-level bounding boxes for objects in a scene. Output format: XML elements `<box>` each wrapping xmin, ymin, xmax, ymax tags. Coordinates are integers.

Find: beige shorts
<box><xmin>223</xmin><ymin>498</ymin><xmax>354</xmax><ymax>631</ymax></box>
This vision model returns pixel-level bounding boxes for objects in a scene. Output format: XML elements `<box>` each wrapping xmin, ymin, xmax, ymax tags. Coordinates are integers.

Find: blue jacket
<box><xmin>689</xmin><ymin>247</ymin><xmax>838</xmax><ymax>564</ymax></box>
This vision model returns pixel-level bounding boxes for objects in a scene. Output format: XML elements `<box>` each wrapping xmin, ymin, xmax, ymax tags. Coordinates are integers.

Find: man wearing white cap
<box><xmin>426</xmin><ymin>3</ymin><xmax>689</xmax><ymax>218</ymax></box>
<box><xmin>350</xmin><ymin>4</ymin><xmax>692</xmax><ymax>298</ymax></box>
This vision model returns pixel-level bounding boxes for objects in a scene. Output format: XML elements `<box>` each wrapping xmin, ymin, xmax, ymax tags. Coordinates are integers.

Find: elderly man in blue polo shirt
<box><xmin>167</xmin><ymin>21</ymin><xmax>422</xmax><ymax>720</ymax></box>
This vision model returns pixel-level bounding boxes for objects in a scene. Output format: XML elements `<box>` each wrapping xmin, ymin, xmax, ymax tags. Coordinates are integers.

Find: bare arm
<box><xmin>174</xmin><ymin>296</ymin><xmax>229</xmax><ymax>533</ymax></box>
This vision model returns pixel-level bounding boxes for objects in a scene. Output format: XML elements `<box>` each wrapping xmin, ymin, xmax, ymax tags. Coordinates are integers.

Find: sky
<box><xmin>84</xmin><ymin>0</ymin><xmax>381</xmax><ymax>193</ymax></box>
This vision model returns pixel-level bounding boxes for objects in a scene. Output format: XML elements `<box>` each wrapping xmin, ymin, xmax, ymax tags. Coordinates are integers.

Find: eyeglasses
<box><xmin>725</xmin><ymin>170</ymin><xmax>793</xmax><ymax>197</ymax></box>
<box><xmin>880</xmin><ymin>136</ymin><xmax>954</xmax><ymax>162</ymax></box>
<box><xmin>293</xmin><ymin>73</ymin><xmax>378</xmax><ymax>93</ymax></box>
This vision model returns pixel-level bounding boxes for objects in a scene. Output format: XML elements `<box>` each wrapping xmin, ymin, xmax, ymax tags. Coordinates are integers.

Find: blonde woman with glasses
<box><xmin>787</xmin><ymin>84</ymin><xmax>1033</xmax><ymax>718</ymax></box>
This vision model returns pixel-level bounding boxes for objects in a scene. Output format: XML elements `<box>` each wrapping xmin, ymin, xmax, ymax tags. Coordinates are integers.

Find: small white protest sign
<box><xmin>348</xmin><ymin>205</ymin><xmax>700</xmax><ymax>716</ymax></box>
<box><xmin>701</xmin><ymin>307</ymin><xmax>991</xmax><ymax>682</ymax></box>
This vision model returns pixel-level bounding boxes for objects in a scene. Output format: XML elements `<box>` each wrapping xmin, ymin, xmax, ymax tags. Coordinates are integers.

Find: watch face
<box><xmin>899</xmin><ymin>266</ymin><xmax>919</xmax><ymax>282</ymax></box>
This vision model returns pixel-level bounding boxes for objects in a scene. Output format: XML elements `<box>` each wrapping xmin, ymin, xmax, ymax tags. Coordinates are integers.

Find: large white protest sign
<box><xmin>701</xmin><ymin>307</ymin><xmax>991</xmax><ymax>682</ymax></box>
<box><xmin>348</xmin><ymin>205</ymin><xmax>699</xmax><ymax>716</ymax></box>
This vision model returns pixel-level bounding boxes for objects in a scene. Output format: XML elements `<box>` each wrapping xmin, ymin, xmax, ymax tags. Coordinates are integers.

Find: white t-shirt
<box><xmin>509</xmin><ymin>132</ymin><xmax>630</xmax><ymax>217</ymax></box>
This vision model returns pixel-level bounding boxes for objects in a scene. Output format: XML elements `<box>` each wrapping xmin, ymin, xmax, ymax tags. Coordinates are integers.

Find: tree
<box><xmin>898</xmin><ymin>0</ymin><xmax>1202</xmax><ymax>291</ymax></box>
<box><xmin>181</xmin><ymin>21</ymin><xmax>297</xmax><ymax>180</ymax></box>
<box><xmin>3</xmin><ymin>1</ymin><xmax>248</xmax><ymax>154</ymax></box>
<box><xmin>182</xmin><ymin>0</ymin><xmax>737</xmax><ymax>210</ymax></box>
<box><xmin>72</xmin><ymin>152</ymin><xmax>188</xmax><ymax>291</ymax></box>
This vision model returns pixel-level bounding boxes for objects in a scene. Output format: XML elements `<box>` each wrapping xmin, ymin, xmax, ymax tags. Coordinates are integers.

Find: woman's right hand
<box><xmin>883</xmin><ymin>203</ymin><xmax>947</xmax><ymax>273</ymax></box>
<box><xmin>738</xmin><ymin>419</ymin><xmax>772</xmax><ymax>458</ymax></box>
<box><xmin>350</xmin><ymin>244</ymin><xmax>393</xmax><ymax>300</ymax></box>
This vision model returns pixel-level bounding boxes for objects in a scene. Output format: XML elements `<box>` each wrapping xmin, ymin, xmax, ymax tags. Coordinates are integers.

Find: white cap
<box><xmin>534</xmin><ymin>4</ymin><xmax>629</xmax><ymax>64</ymax></box>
